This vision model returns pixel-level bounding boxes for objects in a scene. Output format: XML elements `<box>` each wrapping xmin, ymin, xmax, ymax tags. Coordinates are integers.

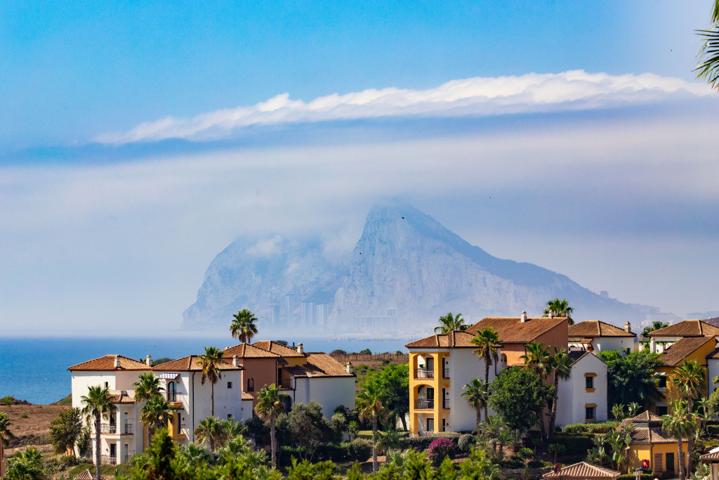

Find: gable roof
<box><xmin>466</xmin><ymin>316</ymin><xmax>567</xmax><ymax>343</ymax></box>
<box><xmin>406</xmin><ymin>331</ymin><xmax>477</xmax><ymax>349</ymax></box>
<box><xmin>285</xmin><ymin>353</ymin><xmax>354</xmax><ymax>378</ymax></box>
<box><xmin>569</xmin><ymin>320</ymin><xmax>635</xmax><ymax>338</ymax></box>
<box><xmin>660</xmin><ymin>336</ymin><xmax>716</xmax><ymax>366</ymax></box>
<box><xmin>649</xmin><ymin>320</ymin><xmax>719</xmax><ymax>338</ymax></box>
<box><xmin>223</xmin><ymin>343</ymin><xmax>279</xmax><ymax>359</ymax></box>
<box><xmin>253</xmin><ymin>341</ymin><xmax>306</xmax><ymax>358</ymax></box>
<box><xmin>68</xmin><ymin>355</ymin><xmax>150</xmax><ymax>372</ymax></box>
<box><xmin>542</xmin><ymin>462</ymin><xmax>620</xmax><ymax>479</ymax></box>
<box><xmin>153</xmin><ymin>355</ymin><xmax>242</xmax><ymax>371</ymax></box>
<box><xmin>700</xmin><ymin>451</ymin><xmax>719</xmax><ymax>463</ymax></box>
<box><xmin>624</xmin><ymin>410</ymin><xmax>664</xmax><ymax>424</ymax></box>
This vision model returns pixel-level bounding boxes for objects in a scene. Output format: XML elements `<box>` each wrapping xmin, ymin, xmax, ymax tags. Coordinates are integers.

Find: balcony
<box><xmin>442</xmin><ymin>367</ymin><xmax>450</xmax><ymax>379</ymax></box>
<box><xmin>415</xmin><ymin>368</ymin><xmax>435</xmax><ymax>379</ymax></box>
<box><xmin>415</xmin><ymin>398</ymin><xmax>434</xmax><ymax>409</ymax></box>
<box><xmin>101</xmin><ymin>455</ymin><xmax>117</xmax><ymax>465</ymax></box>
<box><xmin>100</xmin><ymin>424</ymin><xmax>117</xmax><ymax>434</ymax></box>
<box><xmin>122</xmin><ymin>423</ymin><xmax>133</xmax><ymax>435</ymax></box>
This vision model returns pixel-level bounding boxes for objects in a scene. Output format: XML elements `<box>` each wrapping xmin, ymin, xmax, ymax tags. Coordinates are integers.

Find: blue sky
<box><xmin>1</xmin><ymin>1</ymin><xmax>718</xmax><ymax>335</ymax></box>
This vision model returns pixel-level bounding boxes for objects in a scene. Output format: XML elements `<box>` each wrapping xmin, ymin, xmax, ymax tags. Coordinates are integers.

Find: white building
<box><xmin>568</xmin><ymin>320</ymin><xmax>636</xmax><ymax>353</ymax></box>
<box><xmin>556</xmin><ymin>351</ymin><xmax>608</xmax><ymax>427</ymax></box>
<box><xmin>647</xmin><ymin>320</ymin><xmax>719</xmax><ymax>354</ymax></box>
<box><xmin>283</xmin><ymin>353</ymin><xmax>356</xmax><ymax>415</ymax></box>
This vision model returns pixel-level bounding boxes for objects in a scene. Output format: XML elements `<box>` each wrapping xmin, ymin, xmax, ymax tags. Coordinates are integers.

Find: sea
<box><xmin>0</xmin><ymin>337</ymin><xmax>408</xmax><ymax>405</ymax></box>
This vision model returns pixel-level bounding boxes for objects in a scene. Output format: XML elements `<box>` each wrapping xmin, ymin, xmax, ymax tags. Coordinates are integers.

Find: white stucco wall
<box><xmin>448</xmin><ymin>348</ymin><xmax>501</xmax><ymax>433</ymax></box>
<box><xmin>556</xmin><ymin>353</ymin><xmax>608</xmax><ymax>427</ymax></box>
<box><xmin>292</xmin><ymin>376</ymin><xmax>356</xmax><ymax>416</ymax></box>
<box><xmin>592</xmin><ymin>337</ymin><xmax>635</xmax><ymax>353</ymax></box>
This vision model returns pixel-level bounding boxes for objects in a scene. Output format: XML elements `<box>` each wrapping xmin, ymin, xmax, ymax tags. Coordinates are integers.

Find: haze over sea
<box><xmin>0</xmin><ymin>337</ymin><xmax>407</xmax><ymax>404</ymax></box>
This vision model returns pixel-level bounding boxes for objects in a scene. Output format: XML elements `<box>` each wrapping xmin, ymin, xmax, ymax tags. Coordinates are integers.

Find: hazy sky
<box><xmin>1</xmin><ymin>1</ymin><xmax>718</xmax><ymax>335</ymax></box>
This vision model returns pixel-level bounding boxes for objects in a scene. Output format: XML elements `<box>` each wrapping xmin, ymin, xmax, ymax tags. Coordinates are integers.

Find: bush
<box><xmin>427</xmin><ymin>437</ymin><xmax>456</xmax><ymax>465</ymax></box>
<box><xmin>400</xmin><ymin>433</ymin><xmax>459</xmax><ymax>451</ymax></box>
<box><xmin>563</xmin><ymin>422</ymin><xmax>618</xmax><ymax>435</ymax></box>
<box><xmin>457</xmin><ymin>433</ymin><xmax>475</xmax><ymax>453</ymax></box>
<box><xmin>549</xmin><ymin>433</ymin><xmax>595</xmax><ymax>456</ymax></box>
<box><xmin>617</xmin><ymin>475</ymin><xmax>653</xmax><ymax>480</ymax></box>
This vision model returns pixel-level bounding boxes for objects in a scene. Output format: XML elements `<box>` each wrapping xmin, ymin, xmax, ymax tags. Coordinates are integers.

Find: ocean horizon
<box><xmin>0</xmin><ymin>336</ymin><xmax>408</xmax><ymax>404</ymax></box>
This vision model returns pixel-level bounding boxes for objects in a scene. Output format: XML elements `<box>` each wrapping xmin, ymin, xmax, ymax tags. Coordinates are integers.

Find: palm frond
<box><xmin>697</xmin><ymin>26</ymin><xmax>719</xmax><ymax>90</ymax></box>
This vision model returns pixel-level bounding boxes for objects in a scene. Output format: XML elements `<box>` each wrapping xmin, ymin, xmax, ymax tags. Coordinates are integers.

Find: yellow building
<box><xmin>624</xmin><ymin>411</ymin><xmax>689</xmax><ymax>476</ymax></box>
<box><xmin>654</xmin><ymin>336</ymin><xmax>715</xmax><ymax>415</ymax></box>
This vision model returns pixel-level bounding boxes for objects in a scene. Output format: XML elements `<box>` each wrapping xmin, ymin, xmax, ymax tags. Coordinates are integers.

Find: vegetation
<box><xmin>255</xmin><ymin>383</ymin><xmax>286</xmax><ymax>468</ymax></box>
<box><xmin>49</xmin><ymin>408</ymin><xmax>83</xmax><ymax>455</ymax></box>
<box><xmin>598</xmin><ymin>350</ymin><xmax>661</xmax><ymax>408</ymax></box>
<box><xmin>141</xmin><ymin>394</ymin><xmax>172</xmax><ymax>438</ymax></box>
<box><xmin>80</xmin><ymin>385</ymin><xmax>116</xmax><ymax>480</ymax></box>
<box><xmin>230</xmin><ymin>308</ymin><xmax>259</xmax><ymax>343</ymax></box>
<box><xmin>641</xmin><ymin>321</ymin><xmax>669</xmax><ymax>340</ymax></box>
<box><xmin>356</xmin><ymin>382</ymin><xmax>385</xmax><ymax>472</ymax></box>
<box><xmin>662</xmin><ymin>400</ymin><xmax>697</xmax><ymax>480</ymax></box>
<box><xmin>543</xmin><ymin>298</ymin><xmax>573</xmax><ymax>324</ymax></box>
<box><xmin>488</xmin><ymin>366</ymin><xmax>553</xmax><ymax>438</ymax></box>
<box><xmin>0</xmin><ymin>412</ymin><xmax>14</xmax><ymax>478</ymax></box>
<box><xmin>359</xmin><ymin>363</ymin><xmax>409</xmax><ymax>430</ymax></box>
<box><xmin>199</xmin><ymin>346</ymin><xmax>224</xmax><ymax>416</ymax></box>
<box><xmin>5</xmin><ymin>447</ymin><xmax>44</xmax><ymax>480</ymax></box>
<box><xmin>462</xmin><ymin>378</ymin><xmax>489</xmax><ymax>427</ymax></box>
<box><xmin>471</xmin><ymin>327</ymin><xmax>501</xmax><ymax>420</ymax></box>
<box><xmin>436</xmin><ymin>312</ymin><xmax>467</xmax><ymax>333</ymax></box>
<box><xmin>697</xmin><ymin>0</ymin><xmax>719</xmax><ymax>90</ymax></box>
<box><xmin>134</xmin><ymin>372</ymin><xmax>164</xmax><ymax>402</ymax></box>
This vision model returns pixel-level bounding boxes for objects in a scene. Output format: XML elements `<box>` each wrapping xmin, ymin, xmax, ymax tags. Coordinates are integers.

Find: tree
<box><xmin>134</xmin><ymin>372</ymin><xmax>164</xmax><ymax>402</ymax></box>
<box><xmin>128</xmin><ymin>428</ymin><xmax>176</xmax><ymax>480</ymax></box>
<box><xmin>49</xmin><ymin>408</ymin><xmax>83</xmax><ymax>455</ymax></box>
<box><xmin>230</xmin><ymin>308</ymin><xmax>258</xmax><ymax>344</ymax></box>
<box><xmin>521</xmin><ymin>341</ymin><xmax>552</xmax><ymax>378</ymax></box>
<box><xmin>356</xmin><ymin>382</ymin><xmax>385</xmax><ymax>472</ymax></box>
<box><xmin>471</xmin><ymin>327</ymin><xmax>501</xmax><ymax>419</ymax></box>
<box><xmin>489</xmin><ymin>367</ymin><xmax>553</xmax><ymax>438</ymax></box>
<box><xmin>696</xmin><ymin>0</ymin><xmax>719</xmax><ymax>90</ymax></box>
<box><xmin>81</xmin><ymin>385</ymin><xmax>116</xmax><ymax>480</ymax></box>
<box><xmin>141</xmin><ymin>395</ymin><xmax>172</xmax><ymax>439</ymax></box>
<box><xmin>360</xmin><ymin>363</ymin><xmax>409</xmax><ymax>430</ymax></box>
<box><xmin>462</xmin><ymin>378</ymin><xmax>489</xmax><ymax>427</ymax></box>
<box><xmin>598</xmin><ymin>350</ymin><xmax>662</xmax><ymax>408</ymax></box>
<box><xmin>436</xmin><ymin>312</ymin><xmax>467</xmax><ymax>334</ymax></box>
<box><xmin>283</xmin><ymin>402</ymin><xmax>334</xmax><ymax>458</ymax></box>
<box><xmin>458</xmin><ymin>447</ymin><xmax>501</xmax><ymax>480</ymax></box>
<box><xmin>673</xmin><ymin>360</ymin><xmax>706</xmax><ymax>408</ymax></box>
<box><xmin>199</xmin><ymin>346</ymin><xmax>224</xmax><ymax>416</ymax></box>
<box><xmin>641</xmin><ymin>321</ymin><xmax>669</xmax><ymax>340</ymax></box>
<box><xmin>0</xmin><ymin>412</ymin><xmax>14</xmax><ymax>478</ymax></box>
<box><xmin>544</xmin><ymin>298</ymin><xmax>574</xmax><ymax>324</ymax></box>
<box><xmin>254</xmin><ymin>383</ymin><xmax>285</xmax><ymax>468</ymax></box>
<box><xmin>195</xmin><ymin>416</ymin><xmax>227</xmax><ymax>451</ymax></box>
<box><xmin>548</xmin><ymin>350</ymin><xmax>573</xmax><ymax>438</ymax></box>
<box><xmin>4</xmin><ymin>448</ymin><xmax>44</xmax><ymax>480</ymax></box>
<box><xmin>662</xmin><ymin>400</ymin><xmax>698</xmax><ymax>480</ymax></box>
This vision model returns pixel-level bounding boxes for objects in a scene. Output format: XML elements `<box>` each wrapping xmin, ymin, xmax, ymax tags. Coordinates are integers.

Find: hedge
<box><xmin>617</xmin><ymin>474</ymin><xmax>653</xmax><ymax>480</ymax></box>
<box><xmin>549</xmin><ymin>433</ymin><xmax>595</xmax><ymax>456</ymax></box>
<box><xmin>562</xmin><ymin>422</ymin><xmax>618</xmax><ymax>435</ymax></box>
<box><xmin>278</xmin><ymin>439</ymin><xmax>372</xmax><ymax>466</ymax></box>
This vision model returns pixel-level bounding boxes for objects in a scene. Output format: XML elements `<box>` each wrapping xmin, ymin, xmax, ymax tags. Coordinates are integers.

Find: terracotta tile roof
<box><xmin>153</xmin><ymin>355</ymin><xmax>242</xmax><ymax>371</ymax></box>
<box><xmin>223</xmin><ymin>343</ymin><xmax>279</xmax><ymax>359</ymax></box>
<box><xmin>406</xmin><ymin>331</ymin><xmax>477</xmax><ymax>349</ymax></box>
<box><xmin>109</xmin><ymin>391</ymin><xmax>135</xmax><ymax>404</ymax></box>
<box><xmin>543</xmin><ymin>462</ymin><xmax>620</xmax><ymax>479</ymax></box>
<box><xmin>285</xmin><ymin>353</ymin><xmax>354</xmax><ymax>378</ymax></box>
<box><xmin>629</xmin><ymin>426</ymin><xmax>678</xmax><ymax>444</ymax></box>
<box><xmin>624</xmin><ymin>410</ymin><xmax>664</xmax><ymax>424</ymax></box>
<box><xmin>660</xmin><ymin>336</ymin><xmax>715</xmax><ymax>366</ymax></box>
<box><xmin>68</xmin><ymin>355</ymin><xmax>150</xmax><ymax>372</ymax></box>
<box><xmin>241</xmin><ymin>392</ymin><xmax>254</xmax><ymax>401</ymax></box>
<box><xmin>649</xmin><ymin>320</ymin><xmax>719</xmax><ymax>338</ymax></box>
<box><xmin>700</xmin><ymin>451</ymin><xmax>719</xmax><ymax>462</ymax></box>
<box><xmin>75</xmin><ymin>470</ymin><xmax>97</xmax><ymax>480</ymax></box>
<box><xmin>253</xmin><ymin>341</ymin><xmax>306</xmax><ymax>358</ymax></box>
<box><xmin>467</xmin><ymin>316</ymin><xmax>567</xmax><ymax>343</ymax></box>
<box><xmin>568</xmin><ymin>320</ymin><xmax>635</xmax><ymax>338</ymax></box>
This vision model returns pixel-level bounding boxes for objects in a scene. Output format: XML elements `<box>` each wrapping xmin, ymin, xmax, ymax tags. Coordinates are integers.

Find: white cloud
<box><xmin>95</xmin><ymin>70</ymin><xmax>712</xmax><ymax>144</ymax></box>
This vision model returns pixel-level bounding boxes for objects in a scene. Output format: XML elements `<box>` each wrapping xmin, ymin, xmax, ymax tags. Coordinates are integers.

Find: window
<box><xmin>104</xmin><ymin>382</ymin><xmax>109</xmax><ymax>389</ymax></box>
<box><xmin>441</xmin><ymin>418</ymin><xmax>447</xmax><ymax>432</ymax></box>
<box><xmin>227</xmin><ymin>381</ymin><xmax>233</xmax><ymax>389</ymax></box>
<box><xmin>658</xmin><ymin>375</ymin><xmax>667</xmax><ymax>389</ymax></box>
<box><xmin>585</xmin><ymin>374</ymin><xmax>595</xmax><ymax>391</ymax></box>
<box><xmin>426</xmin><ymin>417</ymin><xmax>434</xmax><ymax>432</ymax></box>
<box><xmin>247</xmin><ymin>378</ymin><xmax>255</xmax><ymax>392</ymax></box>
<box><xmin>167</xmin><ymin>381</ymin><xmax>177</xmax><ymax>402</ymax></box>
<box><xmin>585</xmin><ymin>404</ymin><xmax>596</xmax><ymax>421</ymax></box>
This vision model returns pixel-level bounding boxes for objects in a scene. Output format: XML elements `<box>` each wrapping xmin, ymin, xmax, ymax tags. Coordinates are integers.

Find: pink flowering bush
<box><xmin>427</xmin><ymin>437</ymin><xmax>456</xmax><ymax>465</ymax></box>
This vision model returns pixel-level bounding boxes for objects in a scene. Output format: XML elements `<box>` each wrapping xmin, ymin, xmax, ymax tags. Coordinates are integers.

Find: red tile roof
<box><xmin>467</xmin><ymin>316</ymin><xmax>567</xmax><ymax>343</ymax></box>
<box><xmin>68</xmin><ymin>355</ymin><xmax>150</xmax><ymax>372</ymax></box>
<box><xmin>660</xmin><ymin>336</ymin><xmax>715</xmax><ymax>366</ymax></box>
<box><xmin>253</xmin><ymin>341</ymin><xmax>306</xmax><ymax>358</ymax></box>
<box><xmin>153</xmin><ymin>355</ymin><xmax>242</xmax><ymax>371</ymax></box>
<box><xmin>285</xmin><ymin>353</ymin><xmax>354</xmax><ymax>378</ymax></box>
<box><xmin>568</xmin><ymin>320</ymin><xmax>635</xmax><ymax>338</ymax></box>
<box><xmin>406</xmin><ymin>331</ymin><xmax>477</xmax><ymax>349</ymax></box>
<box><xmin>223</xmin><ymin>343</ymin><xmax>279</xmax><ymax>359</ymax></box>
<box><xmin>648</xmin><ymin>320</ymin><xmax>719</xmax><ymax>338</ymax></box>
<box><xmin>700</xmin><ymin>451</ymin><xmax>719</xmax><ymax>462</ymax></box>
<box><xmin>542</xmin><ymin>462</ymin><xmax>620</xmax><ymax>479</ymax></box>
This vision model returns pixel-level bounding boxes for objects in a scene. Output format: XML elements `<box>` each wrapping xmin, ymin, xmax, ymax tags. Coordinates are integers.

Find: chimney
<box><xmin>297</xmin><ymin>343</ymin><xmax>304</xmax><ymax>354</ymax></box>
<box><xmin>232</xmin><ymin>355</ymin><xmax>239</xmax><ymax>368</ymax></box>
<box><xmin>113</xmin><ymin>355</ymin><xmax>121</xmax><ymax>369</ymax></box>
<box><xmin>624</xmin><ymin>321</ymin><xmax>632</xmax><ymax>333</ymax></box>
<box><xmin>345</xmin><ymin>362</ymin><xmax>353</xmax><ymax>375</ymax></box>
<box><xmin>520</xmin><ymin>311</ymin><xmax>528</xmax><ymax>323</ymax></box>
<box><xmin>145</xmin><ymin>354</ymin><xmax>152</xmax><ymax>366</ymax></box>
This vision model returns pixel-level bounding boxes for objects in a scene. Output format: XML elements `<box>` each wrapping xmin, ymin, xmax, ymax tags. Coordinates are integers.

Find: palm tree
<box><xmin>471</xmin><ymin>327</ymin><xmax>501</xmax><ymax>419</ymax></box>
<box><xmin>697</xmin><ymin>0</ymin><xmax>719</xmax><ymax>90</ymax></box>
<box><xmin>548</xmin><ymin>351</ymin><xmax>573</xmax><ymax>438</ymax></box>
<box><xmin>543</xmin><ymin>298</ymin><xmax>574</xmax><ymax>324</ymax></box>
<box><xmin>254</xmin><ymin>384</ymin><xmax>285</xmax><ymax>468</ymax></box>
<box><xmin>195</xmin><ymin>416</ymin><xmax>226</xmax><ymax>451</ymax></box>
<box><xmin>673</xmin><ymin>360</ymin><xmax>706</xmax><ymax>409</ymax></box>
<box><xmin>230</xmin><ymin>308</ymin><xmax>259</xmax><ymax>343</ymax></box>
<box><xmin>521</xmin><ymin>341</ymin><xmax>552</xmax><ymax>378</ymax></box>
<box><xmin>435</xmin><ymin>312</ymin><xmax>467</xmax><ymax>334</ymax></box>
<box><xmin>141</xmin><ymin>394</ymin><xmax>172</xmax><ymax>439</ymax></box>
<box><xmin>81</xmin><ymin>386</ymin><xmax>116</xmax><ymax>480</ymax></box>
<box><xmin>662</xmin><ymin>400</ymin><xmax>697</xmax><ymax>480</ymax></box>
<box><xmin>199</xmin><ymin>346</ymin><xmax>224</xmax><ymax>416</ymax></box>
<box><xmin>134</xmin><ymin>372</ymin><xmax>164</xmax><ymax>402</ymax></box>
<box><xmin>356</xmin><ymin>383</ymin><xmax>385</xmax><ymax>472</ymax></box>
<box><xmin>463</xmin><ymin>378</ymin><xmax>489</xmax><ymax>425</ymax></box>
<box><xmin>0</xmin><ymin>412</ymin><xmax>14</xmax><ymax>478</ymax></box>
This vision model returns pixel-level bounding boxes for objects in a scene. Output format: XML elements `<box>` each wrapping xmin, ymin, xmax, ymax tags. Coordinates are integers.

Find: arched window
<box><xmin>167</xmin><ymin>381</ymin><xmax>177</xmax><ymax>402</ymax></box>
<box><xmin>247</xmin><ymin>377</ymin><xmax>255</xmax><ymax>392</ymax></box>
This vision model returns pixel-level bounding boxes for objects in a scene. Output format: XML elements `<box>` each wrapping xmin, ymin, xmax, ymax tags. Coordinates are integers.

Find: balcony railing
<box><xmin>100</xmin><ymin>424</ymin><xmax>117</xmax><ymax>434</ymax></box>
<box><xmin>101</xmin><ymin>455</ymin><xmax>117</xmax><ymax>465</ymax></box>
<box><xmin>122</xmin><ymin>423</ymin><xmax>133</xmax><ymax>435</ymax></box>
<box><xmin>415</xmin><ymin>399</ymin><xmax>434</xmax><ymax>409</ymax></box>
<box><xmin>442</xmin><ymin>368</ymin><xmax>450</xmax><ymax>379</ymax></box>
<box><xmin>415</xmin><ymin>368</ymin><xmax>434</xmax><ymax>379</ymax></box>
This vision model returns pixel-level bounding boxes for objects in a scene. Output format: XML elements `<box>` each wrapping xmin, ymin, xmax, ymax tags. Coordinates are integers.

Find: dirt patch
<box><xmin>0</xmin><ymin>404</ymin><xmax>70</xmax><ymax>451</ymax></box>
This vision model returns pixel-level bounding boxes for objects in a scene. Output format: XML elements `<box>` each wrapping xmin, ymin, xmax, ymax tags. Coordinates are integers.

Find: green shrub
<box><xmin>563</xmin><ymin>422</ymin><xmax>618</xmax><ymax>434</ymax></box>
<box><xmin>549</xmin><ymin>433</ymin><xmax>595</xmax><ymax>456</ymax></box>
<box><xmin>617</xmin><ymin>474</ymin><xmax>653</xmax><ymax>480</ymax></box>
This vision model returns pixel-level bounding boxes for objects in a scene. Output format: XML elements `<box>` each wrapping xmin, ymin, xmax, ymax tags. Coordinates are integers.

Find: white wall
<box><xmin>447</xmin><ymin>348</ymin><xmax>500</xmax><ymax>433</ymax></box>
<box><xmin>709</xmin><ymin>359</ymin><xmax>719</xmax><ymax>396</ymax></box>
<box><xmin>593</xmin><ymin>337</ymin><xmax>635</xmax><ymax>353</ymax></box>
<box><xmin>556</xmin><ymin>353</ymin><xmax>608</xmax><ymax>427</ymax></box>
<box><xmin>183</xmin><ymin>370</ymin><xmax>247</xmax><ymax>441</ymax></box>
<box><xmin>292</xmin><ymin>376</ymin><xmax>356</xmax><ymax>416</ymax></box>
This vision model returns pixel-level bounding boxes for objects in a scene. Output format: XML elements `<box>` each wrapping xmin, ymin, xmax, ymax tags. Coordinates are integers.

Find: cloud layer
<box><xmin>96</xmin><ymin>70</ymin><xmax>711</xmax><ymax>144</ymax></box>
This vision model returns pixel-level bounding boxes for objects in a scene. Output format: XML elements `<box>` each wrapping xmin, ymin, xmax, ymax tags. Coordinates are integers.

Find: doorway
<box><xmin>665</xmin><ymin>452</ymin><xmax>675</xmax><ymax>474</ymax></box>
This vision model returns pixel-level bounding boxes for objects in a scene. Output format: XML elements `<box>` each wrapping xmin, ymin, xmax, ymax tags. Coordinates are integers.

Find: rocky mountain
<box><xmin>184</xmin><ymin>202</ymin><xmax>670</xmax><ymax>336</ymax></box>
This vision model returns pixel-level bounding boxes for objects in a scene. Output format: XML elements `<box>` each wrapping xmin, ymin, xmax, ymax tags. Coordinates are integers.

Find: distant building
<box><xmin>556</xmin><ymin>351</ymin><xmax>608</xmax><ymax>427</ymax></box>
<box><xmin>568</xmin><ymin>320</ymin><xmax>636</xmax><ymax>353</ymax></box>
